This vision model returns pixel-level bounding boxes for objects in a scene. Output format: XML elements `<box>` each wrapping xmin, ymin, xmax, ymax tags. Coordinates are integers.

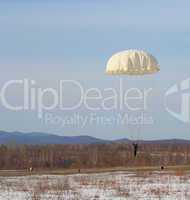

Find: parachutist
<box><xmin>133</xmin><ymin>143</ymin><xmax>138</xmax><ymax>157</ymax></box>
<box><xmin>106</xmin><ymin>50</ymin><xmax>160</xmax><ymax>160</ymax></box>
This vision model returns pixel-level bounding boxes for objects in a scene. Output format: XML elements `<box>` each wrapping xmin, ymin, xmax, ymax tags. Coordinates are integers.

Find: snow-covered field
<box><xmin>0</xmin><ymin>170</ymin><xmax>190</xmax><ymax>200</ymax></box>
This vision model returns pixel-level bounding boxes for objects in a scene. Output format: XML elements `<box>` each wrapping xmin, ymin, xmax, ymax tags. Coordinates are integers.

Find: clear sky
<box><xmin>0</xmin><ymin>1</ymin><xmax>190</xmax><ymax>140</ymax></box>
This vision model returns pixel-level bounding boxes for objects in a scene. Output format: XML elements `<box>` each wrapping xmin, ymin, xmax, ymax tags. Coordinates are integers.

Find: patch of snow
<box><xmin>0</xmin><ymin>171</ymin><xmax>190</xmax><ymax>199</ymax></box>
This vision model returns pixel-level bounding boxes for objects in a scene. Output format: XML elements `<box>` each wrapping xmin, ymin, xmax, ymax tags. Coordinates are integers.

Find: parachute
<box><xmin>106</xmin><ymin>49</ymin><xmax>160</xmax><ymax>148</ymax></box>
<box><xmin>106</xmin><ymin>50</ymin><xmax>159</xmax><ymax>75</ymax></box>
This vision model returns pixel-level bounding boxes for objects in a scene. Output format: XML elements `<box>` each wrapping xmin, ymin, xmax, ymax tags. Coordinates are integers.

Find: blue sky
<box><xmin>0</xmin><ymin>1</ymin><xmax>190</xmax><ymax>139</ymax></box>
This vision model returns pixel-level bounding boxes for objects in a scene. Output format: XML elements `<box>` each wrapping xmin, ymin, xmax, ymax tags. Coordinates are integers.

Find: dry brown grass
<box><xmin>174</xmin><ymin>169</ymin><xmax>186</xmax><ymax>176</ymax></box>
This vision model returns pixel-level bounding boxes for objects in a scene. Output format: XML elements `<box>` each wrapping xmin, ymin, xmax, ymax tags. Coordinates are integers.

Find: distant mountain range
<box><xmin>0</xmin><ymin>131</ymin><xmax>190</xmax><ymax>145</ymax></box>
<box><xmin>0</xmin><ymin>131</ymin><xmax>110</xmax><ymax>145</ymax></box>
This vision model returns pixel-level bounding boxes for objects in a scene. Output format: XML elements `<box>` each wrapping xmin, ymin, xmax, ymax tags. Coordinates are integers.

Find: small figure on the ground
<box><xmin>161</xmin><ymin>166</ymin><xmax>164</xmax><ymax>170</ymax></box>
<box><xmin>78</xmin><ymin>168</ymin><xmax>81</xmax><ymax>173</ymax></box>
<box><xmin>132</xmin><ymin>143</ymin><xmax>138</xmax><ymax>157</ymax></box>
<box><xmin>29</xmin><ymin>167</ymin><xmax>33</xmax><ymax>172</ymax></box>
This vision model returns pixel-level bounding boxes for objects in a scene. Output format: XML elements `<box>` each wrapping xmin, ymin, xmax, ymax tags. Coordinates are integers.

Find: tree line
<box><xmin>0</xmin><ymin>142</ymin><xmax>189</xmax><ymax>169</ymax></box>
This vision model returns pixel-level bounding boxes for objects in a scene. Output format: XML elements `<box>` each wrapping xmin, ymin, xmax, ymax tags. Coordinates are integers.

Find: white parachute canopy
<box><xmin>106</xmin><ymin>50</ymin><xmax>160</xmax><ymax>75</ymax></box>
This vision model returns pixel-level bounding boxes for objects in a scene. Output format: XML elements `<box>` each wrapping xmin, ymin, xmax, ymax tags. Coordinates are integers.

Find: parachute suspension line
<box><xmin>125</xmin><ymin>75</ymin><xmax>145</xmax><ymax>142</ymax></box>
